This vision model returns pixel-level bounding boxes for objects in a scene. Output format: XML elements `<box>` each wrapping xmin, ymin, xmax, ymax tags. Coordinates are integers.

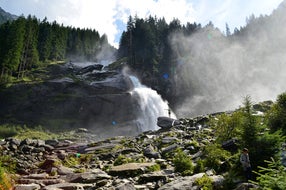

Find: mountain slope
<box><xmin>0</xmin><ymin>7</ymin><xmax>17</xmax><ymax>25</ymax></box>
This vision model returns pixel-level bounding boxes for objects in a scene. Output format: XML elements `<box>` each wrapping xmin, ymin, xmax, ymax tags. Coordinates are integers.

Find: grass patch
<box><xmin>0</xmin><ymin>124</ymin><xmax>18</xmax><ymax>139</ymax></box>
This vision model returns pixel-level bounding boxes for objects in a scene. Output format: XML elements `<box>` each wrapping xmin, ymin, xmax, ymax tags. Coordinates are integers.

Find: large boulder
<box><xmin>157</xmin><ymin>117</ymin><xmax>180</xmax><ymax>129</ymax></box>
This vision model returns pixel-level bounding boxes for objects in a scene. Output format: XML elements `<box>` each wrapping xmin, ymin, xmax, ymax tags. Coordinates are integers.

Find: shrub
<box><xmin>63</xmin><ymin>155</ymin><xmax>80</xmax><ymax>167</ymax></box>
<box><xmin>267</xmin><ymin>92</ymin><xmax>286</xmax><ymax>135</ymax></box>
<box><xmin>212</xmin><ymin>112</ymin><xmax>243</xmax><ymax>144</ymax></box>
<box><xmin>173</xmin><ymin>149</ymin><xmax>194</xmax><ymax>176</ymax></box>
<box><xmin>0</xmin><ymin>163</ymin><xmax>13</xmax><ymax>190</ymax></box>
<box><xmin>113</xmin><ymin>154</ymin><xmax>133</xmax><ymax>166</ymax></box>
<box><xmin>253</xmin><ymin>158</ymin><xmax>286</xmax><ymax>190</ymax></box>
<box><xmin>0</xmin><ymin>155</ymin><xmax>17</xmax><ymax>174</ymax></box>
<box><xmin>146</xmin><ymin>164</ymin><xmax>161</xmax><ymax>172</ymax></box>
<box><xmin>203</xmin><ymin>144</ymin><xmax>231</xmax><ymax>173</ymax></box>
<box><xmin>194</xmin><ymin>159</ymin><xmax>205</xmax><ymax>173</ymax></box>
<box><xmin>195</xmin><ymin>174</ymin><xmax>213</xmax><ymax>190</ymax></box>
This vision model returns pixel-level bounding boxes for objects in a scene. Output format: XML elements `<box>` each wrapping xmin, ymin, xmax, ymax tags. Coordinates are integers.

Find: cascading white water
<box><xmin>129</xmin><ymin>75</ymin><xmax>176</xmax><ymax>132</ymax></box>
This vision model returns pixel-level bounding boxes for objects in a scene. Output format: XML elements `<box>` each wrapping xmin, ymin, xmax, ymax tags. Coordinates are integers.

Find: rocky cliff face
<box><xmin>0</xmin><ymin>62</ymin><xmax>148</xmax><ymax>139</ymax></box>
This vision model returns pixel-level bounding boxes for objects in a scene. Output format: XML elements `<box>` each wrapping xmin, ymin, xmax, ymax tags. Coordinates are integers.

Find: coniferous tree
<box><xmin>2</xmin><ymin>17</ymin><xmax>26</xmax><ymax>75</ymax></box>
<box><xmin>38</xmin><ymin>18</ymin><xmax>52</xmax><ymax>62</ymax></box>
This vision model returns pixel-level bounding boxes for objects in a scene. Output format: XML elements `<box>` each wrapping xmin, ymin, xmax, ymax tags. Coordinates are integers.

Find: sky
<box><xmin>0</xmin><ymin>0</ymin><xmax>284</xmax><ymax>48</ymax></box>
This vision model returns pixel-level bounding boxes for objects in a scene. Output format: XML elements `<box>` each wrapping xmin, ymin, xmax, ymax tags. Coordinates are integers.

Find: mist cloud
<box><xmin>171</xmin><ymin>4</ymin><xmax>286</xmax><ymax>117</ymax></box>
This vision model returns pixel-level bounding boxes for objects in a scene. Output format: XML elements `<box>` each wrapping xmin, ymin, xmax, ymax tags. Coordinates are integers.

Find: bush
<box><xmin>253</xmin><ymin>158</ymin><xmax>286</xmax><ymax>190</ymax></box>
<box><xmin>267</xmin><ymin>92</ymin><xmax>286</xmax><ymax>135</ymax></box>
<box><xmin>113</xmin><ymin>154</ymin><xmax>133</xmax><ymax>166</ymax></box>
<box><xmin>203</xmin><ymin>144</ymin><xmax>231</xmax><ymax>173</ymax></box>
<box><xmin>194</xmin><ymin>159</ymin><xmax>205</xmax><ymax>173</ymax></box>
<box><xmin>146</xmin><ymin>164</ymin><xmax>161</xmax><ymax>172</ymax></box>
<box><xmin>195</xmin><ymin>174</ymin><xmax>213</xmax><ymax>190</ymax></box>
<box><xmin>212</xmin><ymin>112</ymin><xmax>243</xmax><ymax>144</ymax></box>
<box><xmin>0</xmin><ymin>163</ymin><xmax>13</xmax><ymax>190</ymax></box>
<box><xmin>173</xmin><ymin>149</ymin><xmax>194</xmax><ymax>176</ymax></box>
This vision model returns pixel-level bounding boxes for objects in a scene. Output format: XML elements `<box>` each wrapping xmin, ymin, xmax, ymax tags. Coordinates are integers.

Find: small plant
<box><xmin>195</xmin><ymin>174</ymin><xmax>213</xmax><ymax>190</ymax></box>
<box><xmin>194</xmin><ymin>159</ymin><xmax>205</xmax><ymax>173</ymax></box>
<box><xmin>113</xmin><ymin>154</ymin><xmax>133</xmax><ymax>166</ymax></box>
<box><xmin>0</xmin><ymin>155</ymin><xmax>17</xmax><ymax>173</ymax></box>
<box><xmin>146</xmin><ymin>164</ymin><xmax>161</xmax><ymax>172</ymax></box>
<box><xmin>0</xmin><ymin>163</ymin><xmax>13</xmax><ymax>190</ymax></box>
<box><xmin>173</xmin><ymin>148</ymin><xmax>194</xmax><ymax>176</ymax></box>
<box><xmin>74</xmin><ymin>168</ymin><xmax>85</xmax><ymax>173</ymax></box>
<box><xmin>63</xmin><ymin>155</ymin><xmax>80</xmax><ymax>167</ymax></box>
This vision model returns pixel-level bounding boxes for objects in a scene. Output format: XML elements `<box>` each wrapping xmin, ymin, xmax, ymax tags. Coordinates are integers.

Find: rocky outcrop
<box><xmin>0</xmin><ymin>63</ymin><xmax>147</xmax><ymax>139</ymax></box>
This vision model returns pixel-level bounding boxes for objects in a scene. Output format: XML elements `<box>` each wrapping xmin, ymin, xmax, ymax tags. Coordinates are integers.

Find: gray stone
<box><xmin>43</xmin><ymin>182</ymin><xmax>92</xmax><ymax>190</ymax></box>
<box><xmin>66</xmin><ymin>172</ymin><xmax>111</xmax><ymax>183</ymax></box>
<box><xmin>143</xmin><ymin>145</ymin><xmax>161</xmax><ymax>159</ymax></box>
<box><xmin>157</xmin><ymin>117</ymin><xmax>180</xmax><ymax>128</ymax></box>
<box><xmin>14</xmin><ymin>183</ymin><xmax>41</xmax><ymax>190</ymax></box>
<box><xmin>109</xmin><ymin>163</ymin><xmax>157</xmax><ymax>177</ymax></box>
<box><xmin>161</xmin><ymin>144</ymin><xmax>179</xmax><ymax>155</ymax></box>
<box><xmin>158</xmin><ymin>173</ymin><xmax>204</xmax><ymax>190</ymax></box>
<box><xmin>115</xmin><ymin>182</ymin><xmax>136</xmax><ymax>190</ymax></box>
<box><xmin>45</xmin><ymin>139</ymin><xmax>59</xmax><ymax>147</ymax></box>
<box><xmin>138</xmin><ymin>171</ymin><xmax>168</xmax><ymax>183</ymax></box>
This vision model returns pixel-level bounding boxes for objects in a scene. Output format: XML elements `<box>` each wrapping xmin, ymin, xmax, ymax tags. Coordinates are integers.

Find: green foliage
<box><xmin>0</xmin><ymin>166</ymin><xmax>13</xmax><ymax>190</ymax></box>
<box><xmin>0</xmin><ymin>155</ymin><xmax>17</xmax><ymax>173</ymax></box>
<box><xmin>113</xmin><ymin>154</ymin><xmax>133</xmax><ymax>166</ymax></box>
<box><xmin>14</xmin><ymin>127</ymin><xmax>58</xmax><ymax>140</ymax></box>
<box><xmin>195</xmin><ymin>174</ymin><xmax>213</xmax><ymax>190</ymax></box>
<box><xmin>0</xmin><ymin>15</ymin><xmax>114</xmax><ymax>84</ymax></box>
<box><xmin>267</xmin><ymin>92</ymin><xmax>286</xmax><ymax>135</ymax></box>
<box><xmin>63</xmin><ymin>155</ymin><xmax>80</xmax><ymax>168</ymax></box>
<box><xmin>0</xmin><ymin>124</ymin><xmax>18</xmax><ymax>139</ymax></box>
<box><xmin>194</xmin><ymin>159</ymin><xmax>205</xmax><ymax>173</ymax></box>
<box><xmin>212</xmin><ymin>112</ymin><xmax>243</xmax><ymax>143</ymax></box>
<box><xmin>253</xmin><ymin>158</ymin><xmax>286</xmax><ymax>190</ymax></box>
<box><xmin>203</xmin><ymin>144</ymin><xmax>231</xmax><ymax>173</ymax></box>
<box><xmin>252</xmin><ymin>130</ymin><xmax>285</xmax><ymax>169</ymax></box>
<box><xmin>173</xmin><ymin>148</ymin><xmax>194</xmax><ymax>176</ymax></box>
<box><xmin>146</xmin><ymin>164</ymin><xmax>161</xmax><ymax>172</ymax></box>
<box><xmin>241</xmin><ymin>95</ymin><xmax>259</xmax><ymax>149</ymax></box>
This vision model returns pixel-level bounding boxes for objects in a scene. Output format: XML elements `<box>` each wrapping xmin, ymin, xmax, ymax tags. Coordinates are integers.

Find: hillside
<box><xmin>0</xmin><ymin>7</ymin><xmax>17</xmax><ymax>24</ymax></box>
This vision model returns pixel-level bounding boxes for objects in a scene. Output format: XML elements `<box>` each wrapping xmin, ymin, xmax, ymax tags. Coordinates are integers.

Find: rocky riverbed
<box><xmin>0</xmin><ymin>116</ymin><xmax>258</xmax><ymax>190</ymax></box>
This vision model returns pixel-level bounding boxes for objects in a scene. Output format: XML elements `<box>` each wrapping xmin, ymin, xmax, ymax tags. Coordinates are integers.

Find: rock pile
<box><xmin>0</xmin><ymin>115</ymin><xmax>252</xmax><ymax>189</ymax></box>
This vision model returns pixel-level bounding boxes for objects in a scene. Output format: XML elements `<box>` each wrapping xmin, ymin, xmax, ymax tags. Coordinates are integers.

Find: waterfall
<box><xmin>129</xmin><ymin>75</ymin><xmax>176</xmax><ymax>132</ymax></box>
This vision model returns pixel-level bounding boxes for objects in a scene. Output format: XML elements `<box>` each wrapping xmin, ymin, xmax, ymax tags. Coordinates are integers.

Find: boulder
<box><xmin>66</xmin><ymin>172</ymin><xmax>111</xmax><ymax>183</ymax></box>
<box><xmin>42</xmin><ymin>182</ymin><xmax>93</xmax><ymax>190</ymax></box>
<box><xmin>14</xmin><ymin>183</ymin><xmax>41</xmax><ymax>190</ymax></box>
<box><xmin>138</xmin><ymin>171</ymin><xmax>168</xmax><ymax>183</ymax></box>
<box><xmin>109</xmin><ymin>163</ymin><xmax>157</xmax><ymax>177</ymax></box>
<box><xmin>143</xmin><ymin>145</ymin><xmax>161</xmax><ymax>159</ymax></box>
<box><xmin>158</xmin><ymin>173</ymin><xmax>205</xmax><ymax>190</ymax></box>
<box><xmin>157</xmin><ymin>117</ymin><xmax>180</xmax><ymax>128</ymax></box>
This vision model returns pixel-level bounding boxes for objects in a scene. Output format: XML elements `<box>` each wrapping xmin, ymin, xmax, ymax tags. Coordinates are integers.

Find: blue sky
<box><xmin>0</xmin><ymin>0</ymin><xmax>283</xmax><ymax>47</ymax></box>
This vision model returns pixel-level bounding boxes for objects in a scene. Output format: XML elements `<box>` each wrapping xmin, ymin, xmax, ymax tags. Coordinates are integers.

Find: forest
<box><xmin>0</xmin><ymin>15</ymin><xmax>116</xmax><ymax>82</ymax></box>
